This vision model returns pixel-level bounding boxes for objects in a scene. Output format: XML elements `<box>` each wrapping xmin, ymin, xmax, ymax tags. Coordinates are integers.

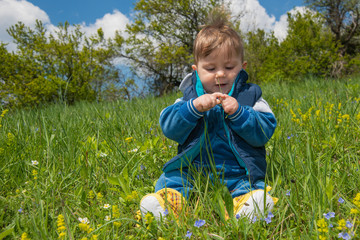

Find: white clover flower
<box><xmin>104</xmin><ymin>216</ymin><xmax>111</xmax><ymax>221</ymax></box>
<box><xmin>99</xmin><ymin>152</ymin><xmax>107</xmax><ymax>157</ymax></box>
<box><xmin>78</xmin><ymin>217</ymin><xmax>90</xmax><ymax>224</ymax></box>
<box><xmin>103</xmin><ymin>204</ymin><xmax>110</xmax><ymax>209</ymax></box>
<box><xmin>128</xmin><ymin>148</ymin><xmax>138</xmax><ymax>153</ymax></box>
<box><xmin>31</xmin><ymin>160</ymin><xmax>39</xmax><ymax>165</ymax></box>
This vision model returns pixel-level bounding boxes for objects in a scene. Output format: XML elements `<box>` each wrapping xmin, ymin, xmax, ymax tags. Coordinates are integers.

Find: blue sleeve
<box><xmin>227</xmin><ymin>106</ymin><xmax>277</xmax><ymax>147</ymax></box>
<box><xmin>159</xmin><ymin>98</ymin><xmax>204</xmax><ymax>144</ymax></box>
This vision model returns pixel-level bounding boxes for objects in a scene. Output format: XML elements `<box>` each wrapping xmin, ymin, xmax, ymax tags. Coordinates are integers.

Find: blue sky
<box><xmin>0</xmin><ymin>0</ymin><xmax>306</xmax><ymax>50</ymax></box>
<box><xmin>25</xmin><ymin>0</ymin><xmax>303</xmax><ymax>25</ymax></box>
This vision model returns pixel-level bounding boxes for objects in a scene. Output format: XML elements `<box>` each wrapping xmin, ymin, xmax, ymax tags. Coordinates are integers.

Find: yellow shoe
<box><xmin>233</xmin><ymin>187</ymin><xmax>277</xmax><ymax>219</ymax></box>
<box><xmin>140</xmin><ymin>188</ymin><xmax>185</xmax><ymax>219</ymax></box>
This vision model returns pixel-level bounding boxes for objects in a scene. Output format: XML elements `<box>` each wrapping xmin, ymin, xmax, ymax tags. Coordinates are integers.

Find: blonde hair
<box><xmin>193</xmin><ymin>10</ymin><xmax>244</xmax><ymax>64</ymax></box>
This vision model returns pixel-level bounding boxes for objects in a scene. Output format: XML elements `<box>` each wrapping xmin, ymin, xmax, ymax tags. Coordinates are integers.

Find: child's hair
<box><xmin>193</xmin><ymin>9</ymin><xmax>244</xmax><ymax>64</ymax></box>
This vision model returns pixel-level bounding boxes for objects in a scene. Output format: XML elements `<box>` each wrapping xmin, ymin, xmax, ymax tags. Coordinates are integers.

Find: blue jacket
<box><xmin>159</xmin><ymin>70</ymin><xmax>277</xmax><ymax>184</ymax></box>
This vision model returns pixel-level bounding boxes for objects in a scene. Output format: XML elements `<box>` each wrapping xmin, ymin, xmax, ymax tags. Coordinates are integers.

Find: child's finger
<box><xmin>212</xmin><ymin>92</ymin><xmax>226</xmax><ymax>98</ymax></box>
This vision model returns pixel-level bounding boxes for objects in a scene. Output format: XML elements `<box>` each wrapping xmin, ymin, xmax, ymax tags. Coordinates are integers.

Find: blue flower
<box><xmin>236</xmin><ymin>214</ymin><xmax>241</xmax><ymax>220</ymax></box>
<box><xmin>329</xmin><ymin>224</ymin><xmax>333</xmax><ymax>228</ymax></box>
<box><xmin>286</xmin><ymin>190</ymin><xmax>291</xmax><ymax>196</ymax></box>
<box><xmin>338</xmin><ymin>232</ymin><xmax>351</xmax><ymax>240</ymax></box>
<box><xmin>18</xmin><ymin>208</ymin><xmax>23</xmax><ymax>213</ymax></box>
<box><xmin>264</xmin><ymin>211</ymin><xmax>274</xmax><ymax>224</ymax></box>
<box><xmin>194</xmin><ymin>219</ymin><xmax>206</xmax><ymax>228</ymax></box>
<box><xmin>338</xmin><ymin>197</ymin><xmax>345</xmax><ymax>204</ymax></box>
<box><xmin>140</xmin><ymin>164</ymin><xmax>145</xmax><ymax>170</ymax></box>
<box><xmin>346</xmin><ymin>221</ymin><xmax>353</xmax><ymax>228</ymax></box>
<box><xmin>185</xmin><ymin>230</ymin><xmax>192</xmax><ymax>238</ymax></box>
<box><xmin>252</xmin><ymin>216</ymin><xmax>257</xmax><ymax>223</ymax></box>
<box><xmin>323</xmin><ymin>212</ymin><xmax>335</xmax><ymax>220</ymax></box>
<box><xmin>163</xmin><ymin>209</ymin><xmax>169</xmax><ymax>216</ymax></box>
<box><xmin>264</xmin><ymin>216</ymin><xmax>272</xmax><ymax>224</ymax></box>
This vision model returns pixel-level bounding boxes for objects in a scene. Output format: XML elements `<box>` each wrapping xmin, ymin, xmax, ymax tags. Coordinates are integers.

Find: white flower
<box><xmin>128</xmin><ymin>148</ymin><xmax>138</xmax><ymax>153</ymax></box>
<box><xmin>104</xmin><ymin>216</ymin><xmax>111</xmax><ymax>221</ymax></box>
<box><xmin>103</xmin><ymin>204</ymin><xmax>110</xmax><ymax>209</ymax></box>
<box><xmin>99</xmin><ymin>152</ymin><xmax>107</xmax><ymax>157</ymax></box>
<box><xmin>31</xmin><ymin>160</ymin><xmax>39</xmax><ymax>165</ymax></box>
<box><xmin>78</xmin><ymin>217</ymin><xmax>90</xmax><ymax>224</ymax></box>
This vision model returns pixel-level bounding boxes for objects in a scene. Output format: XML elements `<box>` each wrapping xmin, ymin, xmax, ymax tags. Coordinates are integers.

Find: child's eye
<box><xmin>226</xmin><ymin>66</ymin><xmax>234</xmax><ymax>70</ymax></box>
<box><xmin>206</xmin><ymin>68</ymin><xmax>215</xmax><ymax>71</ymax></box>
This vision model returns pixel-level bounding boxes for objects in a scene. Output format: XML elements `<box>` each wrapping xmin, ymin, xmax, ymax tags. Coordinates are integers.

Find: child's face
<box><xmin>192</xmin><ymin>47</ymin><xmax>246</xmax><ymax>94</ymax></box>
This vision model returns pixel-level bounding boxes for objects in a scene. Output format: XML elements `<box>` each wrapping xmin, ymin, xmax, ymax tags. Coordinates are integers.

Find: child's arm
<box><xmin>222</xmin><ymin>95</ymin><xmax>277</xmax><ymax>147</ymax></box>
<box><xmin>160</xmin><ymin>93</ymin><xmax>225</xmax><ymax>144</ymax></box>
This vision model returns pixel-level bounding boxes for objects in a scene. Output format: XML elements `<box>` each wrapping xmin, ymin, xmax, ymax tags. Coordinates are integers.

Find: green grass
<box><xmin>0</xmin><ymin>76</ymin><xmax>360</xmax><ymax>239</ymax></box>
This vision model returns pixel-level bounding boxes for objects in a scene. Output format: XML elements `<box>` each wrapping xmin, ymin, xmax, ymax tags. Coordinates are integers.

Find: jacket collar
<box><xmin>179</xmin><ymin>70</ymin><xmax>249</xmax><ymax>97</ymax></box>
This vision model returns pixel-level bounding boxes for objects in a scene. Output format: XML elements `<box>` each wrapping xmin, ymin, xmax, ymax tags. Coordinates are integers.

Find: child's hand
<box><xmin>193</xmin><ymin>92</ymin><xmax>225</xmax><ymax>112</ymax></box>
<box><xmin>221</xmin><ymin>95</ymin><xmax>239</xmax><ymax>115</ymax></box>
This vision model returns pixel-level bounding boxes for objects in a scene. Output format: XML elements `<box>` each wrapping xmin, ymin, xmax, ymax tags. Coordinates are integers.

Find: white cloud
<box><xmin>0</xmin><ymin>0</ymin><xmax>50</xmax><ymax>50</ymax></box>
<box><xmin>79</xmin><ymin>9</ymin><xmax>130</xmax><ymax>39</ymax></box>
<box><xmin>229</xmin><ymin>0</ymin><xmax>306</xmax><ymax>41</ymax></box>
<box><xmin>229</xmin><ymin>0</ymin><xmax>276</xmax><ymax>32</ymax></box>
<box><xmin>0</xmin><ymin>1</ymin><xmax>130</xmax><ymax>51</ymax></box>
<box><xmin>274</xmin><ymin>6</ymin><xmax>310</xmax><ymax>41</ymax></box>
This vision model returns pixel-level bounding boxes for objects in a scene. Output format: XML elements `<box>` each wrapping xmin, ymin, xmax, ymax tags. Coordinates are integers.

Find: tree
<box><xmin>305</xmin><ymin>0</ymin><xmax>360</xmax><ymax>56</ymax></box>
<box><xmin>244</xmin><ymin>29</ymin><xmax>280</xmax><ymax>82</ymax></box>
<box><xmin>113</xmin><ymin>0</ymin><xmax>230</xmax><ymax>95</ymax></box>
<box><xmin>1</xmin><ymin>20</ymin><xmax>131</xmax><ymax>107</ymax></box>
<box><xmin>247</xmin><ymin>10</ymin><xmax>339</xmax><ymax>82</ymax></box>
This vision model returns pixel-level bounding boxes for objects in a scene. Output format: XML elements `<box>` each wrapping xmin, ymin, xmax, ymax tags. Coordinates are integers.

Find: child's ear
<box><xmin>242</xmin><ymin>61</ymin><xmax>247</xmax><ymax>70</ymax></box>
<box><xmin>192</xmin><ymin>65</ymin><xmax>197</xmax><ymax>71</ymax></box>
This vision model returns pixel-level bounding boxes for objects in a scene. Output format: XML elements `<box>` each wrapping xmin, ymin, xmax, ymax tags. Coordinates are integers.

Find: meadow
<box><xmin>0</xmin><ymin>76</ymin><xmax>360</xmax><ymax>239</ymax></box>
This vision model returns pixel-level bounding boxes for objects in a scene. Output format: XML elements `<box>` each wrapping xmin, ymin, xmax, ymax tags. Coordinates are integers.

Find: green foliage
<box><xmin>246</xmin><ymin>10</ymin><xmax>340</xmax><ymax>82</ymax></box>
<box><xmin>0</xmin><ymin>21</ymin><xmax>134</xmax><ymax>108</ymax></box>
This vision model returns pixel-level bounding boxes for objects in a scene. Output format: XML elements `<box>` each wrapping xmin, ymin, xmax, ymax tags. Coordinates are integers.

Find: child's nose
<box><xmin>216</xmin><ymin>70</ymin><xmax>225</xmax><ymax>78</ymax></box>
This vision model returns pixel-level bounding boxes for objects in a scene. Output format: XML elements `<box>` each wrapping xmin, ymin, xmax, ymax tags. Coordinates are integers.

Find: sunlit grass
<box><xmin>0</xmin><ymin>76</ymin><xmax>360</xmax><ymax>239</ymax></box>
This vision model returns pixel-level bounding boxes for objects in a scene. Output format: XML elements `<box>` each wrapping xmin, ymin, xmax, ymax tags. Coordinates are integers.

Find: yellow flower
<box><xmin>341</xmin><ymin>114</ymin><xmax>350</xmax><ymax>120</ymax></box>
<box><xmin>145</xmin><ymin>212</ymin><xmax>155</xmax><ymax>229</ymax></box>
<box><xmin>317</xmin><ymin>218</ymin><xmax>328</xmax><ymax>233</ymax></box>
<box><xmin>1</xmin><ymin>109</ymin><xmax>9</xmax><ymax>118</ymax></box>
<box><xmin>32</xmin><ymin>169</ymin><xmax>38</xmax><ymax>180</ymax></box>
<box><xmin>319</xmin><ymin>235</ymin><xmax>327</xmax><ymax>240</ymax></box>
<box><xmin>337</xmin><ymin>219</ymin><xmax>346</xmax><ymax>230</ymax></box>
<box><xmin>350</xmin><ymin>208</ymin><xmax>359</xmax><ymax>214</ymax></box>
<box><xmin>356</xmin><ymin>112</ymin><xmax>360</xmax><ymax>121</ymax></box>
<box><xmin>91</xmin><ymin>235</ymin><xmax>98</xmax><ymax>240</ymax></box>
<box><xmin>57</xmin><ymin>226</ymin><xmax>66</xmax><ymax>232</ymax></box>
<box><xmin>58</xmin><ymin>232</ymin><xmax>66</xmax><ymax>239</ymax></box>
<box><xmin>135</xmin><ymin>210</ymin><xmax>142</xmax><ymax>221</ymax></box>
<box><xmin>353</xmin><ymin>193</ymin><xmax>360</xmax><ymax>208</ymax></box>
<box><xmin>97</xmin><ymin>192</ymin><xmax>103</xmax><ymax>200</ymax></box>
<box><xmin>125</xmin><ymin>137</ymin><xmax>133</xmax><ymax>142</ymax></box>
<box><xmin>21</xmin><ymin>232</ymin><xmax>31</xmax><ymax>240</ymax></box>
<box><xmin>112</xmin><ymin>205</ymin><xmax>120</xmax><ymax>219</ymax></box>
<box><xmin>114</xmin><ymin>221</ymin><xmax>122</xmax><ymax>227</ymax></box>
<box><xmin>125</xmin><ymin>191</ymin><xmax>139</xmax><ymax>202</ymax></box>
<box><xmin>88</xmin><ymin>190</ymin><xmax>95</xmax><ymax>200</ymax></box>
<box><xmin>158</xmin><ymin>238</ymin><xmax>165</xmax><ymax>240</ymax></box>
<box><xmin>79</xmin><ymin>223</ymin><xmax>90</xmax><ymax>232</ymax></box>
